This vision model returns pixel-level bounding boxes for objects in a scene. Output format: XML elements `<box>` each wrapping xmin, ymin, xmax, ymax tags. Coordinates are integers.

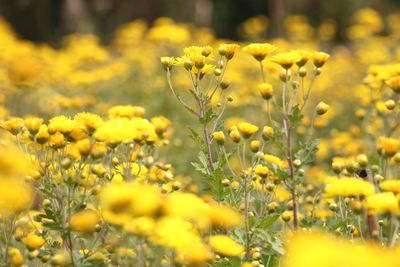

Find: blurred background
<box><xmin>1</xmin><ymin>0</ymin><xmax>400</xmax><ymax>175</ymax></box>
<box><xmin>0</xmin><ymin>0</ymin><xmax>399</xmax><ymax>45</ymax></box>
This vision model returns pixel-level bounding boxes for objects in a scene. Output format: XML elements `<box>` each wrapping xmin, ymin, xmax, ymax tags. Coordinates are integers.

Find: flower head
<box><xmin>209</xmin><ymin>235</ymin><xmax>244</xmax><ymax>257</ymax></box>
<box><xmin>270</xmin><ymin>51</ymin><xmax>302</xmax><ymax>69</ymax></box>
<box><xmin>237</xmin><ymin>122</ymin><xmax>259</xmax><ymax>138</ymax></box>
<box><xmin>324</xmin><ymin>177</ymin><xmax>375</xmax><ymax>197</ymax></box>
<box><xmin>243</xmin><ymin>43</ymin><xmax>277</xmax><ymax>61</ymax></box>
<box><xmin>364</xmin><ymin>192</ymin><xmax>399</xmax><ymax>214</ymax></box>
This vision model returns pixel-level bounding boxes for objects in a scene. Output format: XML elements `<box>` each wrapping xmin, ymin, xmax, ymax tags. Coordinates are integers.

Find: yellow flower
<box><xmin>380</xmin><ymin>180</ymin><xmax>400</xmax><ymax>193</ymax></box>
<box><xmin>23</xmin><ymin>116</ymin><xmax>43</xmax><ymax>135</ymax></box>
<box><xmin>151</xmin><ymin>116</ymin><xmax>171</xmax><ymax>135</ymax></box>
<box><xmin>376</xmin><ymin>137</ymin><xmax>399</xmax><ymax>157</ymax></box>
<box><xmin>0</xmin><ymin>177</ymin><xmax>33</xmax><ymax>214</ymax></box>
<box><xmin>0</xmin><ymin>144</ymin><xmax>31</xmax><ymax>177</ymax></box>
<box><xmin>151</xmin><ymin>217</ymin><xmax>212</xmax><ymax>265</ymax></box>
<box><xmin>212</xmin><ymin>131</ymin><xmax>225</xmax><ymax>145</ymax></box>
<box><xmin>270</xmin><ymin>51</ymin><xmax>302</xmax><ymax>69</ymax></box>
<box><xmin>207</xmin><ymin>205</ymin><xmax>242</xmax><ymax>228</ymax></box>
<box><xmin>237</xmin><ymin>122</ymin><xmax>259</xmax><ymax>138</ymax></box>
<box><xmin>163</xmin><ymin>192</ymin><xmax>211</xmax><ymax>230</ymax></box>
<box><xmin>123</xmin><ymin>216</ymin><xmax>155</xmax><ymax>237</ymax></box>
<box><xmin>74</xmin><ymin>112</ymin><xmax>104</xmax><ymax>133</ymax></box>
<box><xmin>293</xmin><ymin>50</ymin><xmax>312</xmax><ymax>66</ymax></box>
<box><xmin>108</xmin><ymin>105</ymin><xmax>145</xmax><ymax>118</ymax></box>
<box><xmin>324</xmin><ymin>177</ymin><xmax>375</xmax><ymax>197</ymax></box>
<box><xmin>386</xmin><ymin>76</ymin><xmax>400</xmax><ymax>93</ymax></box>
<box><xmin>262</xmin><ymin>126</ymin><xmax>274</xmax><ymax>139</ymax></box>
<box><xmin>94</xmin><ymin>118</ymin><xmax>156</xmax><ymax>145</ymax></box>
<box><xmin>209</xmin><ymin>235</ymin><xmax>244</xmax><ymax>257</ymax></box>
<box><xmin>69</xmin><ymin>209</ymin><xmax>100</xmax><ymax>233</ymax></box>
<box><xmin>48</xmin><ymin>115</ymin><xmax>79</xmax><ymax>135</ymax></box>
<box><xmin>218</xmin><ymin>43</ymin><xmax>240</xmax><ymax>60</ymax></box>
<box><xmin>263</xmin><ymin>154</ymin><xmax>284</xmax><ymax>168</ymax></box>
<box><xmin>22</xmin><ymin>233</ymin><xmax>45</xmax><ymax>251</ymax></box>
<box><xmin>258</xmin><ymin>83</ymin><xmax>273</xmax><ymax>100</ymax></box>
<box><xmin>35</xmin><ymin>125</ymin><xmax>50</xmax><ymax>144</ymax></box>
<box><xmin>255</xmin><ymin>164</ymin><xmax>269</xmax><ymax>178</ymax></box>
<box><xmin>99</xmin><ymin>183</ymin><xmax>163</xmax><ymax>225</ymax></box>
<box><xmin>312</xmin><ymin>51</ymin><xmax>330</xmax><ymax>67</ymax></box>
<box><xmin>160</xmin><ymin>56</ymin><xmax>175</xmax><ymax>70</ymax></box>
<box><xmin>11</xmin><ymin>252</ymin><xmax>24</xmax><ymax>266</ymax></box>
<box><xmin>243</xmin><ymin>43</ymin><xmax>277</xmax><ymax>61</ymax></box>
<box><xmin>364</xmin><ymin>192</ymin><xmax>399</xmax><ymax>214</ymax></box>
<box><xmin>1</xmin><ymin>118</ymin><xmax>24</xmax><ymax>135</ymax></box>
<box><xmin>282</xmin><ymin>232</ymin><xmax>399</xmax><ymax>267</ymax></box>
<box><xmin>49</xmin><ymin>132</ymin><xmax>65</xmax><ymax>149</ymax></box>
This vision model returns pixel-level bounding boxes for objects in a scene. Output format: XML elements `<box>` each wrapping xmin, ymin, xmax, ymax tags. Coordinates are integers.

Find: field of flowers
<box><xmin>1</xmin><ymin>7</ymin><xmax>400</xmax><ymax>267</ymax></box>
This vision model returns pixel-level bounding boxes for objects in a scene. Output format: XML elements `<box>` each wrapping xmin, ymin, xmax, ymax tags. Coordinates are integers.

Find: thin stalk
<box><xmin>244</xmin><ymin>172</ymin><xmax>251</xmax><ymax>259</ymax></box>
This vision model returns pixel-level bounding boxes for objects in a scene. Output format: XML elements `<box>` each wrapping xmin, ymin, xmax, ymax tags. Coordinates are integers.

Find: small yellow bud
<box><xmin>385</xmin><ymin>99</ymin><xmax>396</xmax><ymax>110</ymax></box>
<box><xmin>229</xmin><ymin>129</ymin><xmax>241</xmax><ymax>143</ymax></box>
<box><xmin>172</xmin><ymin>181</ymin><xmax>181</xmax><ymax>191</ymax></box>
<box><xmin>213</xmin><ymin>131</ymin><xmax>225</xmax><ymax>145</ymax></box>
<box><xmin>293</xmin><ymin>159</ymin><xmax>302</xmax><ymax>168</ymax></box>
<box><xmin>262</xmin><ymin>126</ymin><xmax>274</xmax><ymax>140</ymax></box>
<box><xmin>329</xmin><ymin>203</ymin><xmax>338</xmax><ymax>212</ymax></box>
<box><xmin>356</xmin><ymin>154</ymin><xmax>368</xmax><ymax>168</ymax></box>
<box><xmin>332</xmin><ymin>161</ymin><xmax>343</xmax><ymax>174</ymax></box>
<box><xmin>299</xmin><ymin>67</ymin><xmax>307</xmax><ymax>77</ymax></box>
<box><xmin>220</xmin><ymin>79</ymin><xmax>231</xmax><ymax>89</ymax></box>
<box><xmin>160</xmin><ymin>57</ymin><xmax>174</xmax><ymax>71</ymax></box>
<box><xmin>386</xmin><ymin>76</ymin><xmax>400</xmax><ymax>93</ymax></box>
<box><xmin>221</xmin><ymin>178</ymin><xmax>231</xmax><ymax>187</ymax></box>
<box><xmin>250</xmin><ymin>140</ymin><xmax>260</xmax><ymax>153</ymax></box>
<box><xmin>355</xmin><ymin>108</ymin><xmax>366</xmax><ymax>119</ymax></box>
<box><xmin>281</xmin><ymin>211</ymin><xmax>292</xmax><ymax>222</ymax></box>
<box><xmin>316</xmin><ymin>101</ymin><xmax>330</xmax><ymax>115</ymax></box>
<box><xmin>184</xmin><ymin>60</ymin><xmax>193</xmax><ymax>70</ymax></box>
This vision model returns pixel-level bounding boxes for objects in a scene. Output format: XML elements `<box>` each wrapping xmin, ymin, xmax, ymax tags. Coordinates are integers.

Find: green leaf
<box><xmin>258</xmin><ymin>215</ymin><xmax>279</xmax><ymax>228</ymax></box>
<box><xmin>295</xmin><ymin>139</ymin><xmax>320</xmax><ymax>165</ymax></box>
<box><xmin>190</xmin><ymin>151</ymin><xmax>211</xmax><ymax>176</ymax></box>
<box><xmin>288</xmin><ymin>105</ymin><xmax>304</xmax><ymax>125</ymax></box>
<box><xmin>199</xmin><ymin>108</ymin><xmax>217</xmax><ymax>125</ymax></box>
<box><xmin>188</xmin><ymin>127</ymin><xmax>206</xmax><ymax>151</ymax></box>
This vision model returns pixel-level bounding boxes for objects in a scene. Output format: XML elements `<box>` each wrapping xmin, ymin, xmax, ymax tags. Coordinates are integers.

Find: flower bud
<box><xmin>213</xmin><ymin>131</ymin><xmax>225</xmax><ymax>145</ymax></box>
<box><xmin>293</xmin><ymin>159</ymin><xmax>302</xmax><ymax>168</ymax></box>
<box><xmin>258</xmin><ymin>83</ymin><xmax>273</xmax><ymax>100</ymax></box>
<box><xmin>262</xmin><ymin>126</ymin><xmax>274</xmax><ymax>140</ymax></box>
<box><xmin>160</xmin><ymin>57</ymin><xmax>174</xmax><ymax>71</ymax></box>
<box><xmin>220</xmin><ymin>79</ymin><xmax>230</xmax><ymax>90</ymax></box>
<box><xmin>299</xmin><ymin>67</ymin><xmax>307</xmax><ymax>77</ymax></box>
<box><xmin>316</xmin><ymin>101</ymin><xmax>329</xmax><ymax>115</ymax></box>
<box><xmin>356</xmin><ymin>154</ymin><xmax>368</xmax><ymax>168</ymax></box>
<box><xmin>250</xmin><ymin>140</ymin><xmax>260</xmax><ymax>153</ymax></box>
<box><xmin>184</xmin><ymin>60</ymin><xmax>193</xmax><ymax>71</ymax></box>
<box><xmin>229</xmin><ymin>129</ymin><xmax>241</xmax><ymax>143</ymax></box>
<box><xmin>385</xmin><ymin>99</ymin><xmax>396</xmax><ymax>110</ymax></box>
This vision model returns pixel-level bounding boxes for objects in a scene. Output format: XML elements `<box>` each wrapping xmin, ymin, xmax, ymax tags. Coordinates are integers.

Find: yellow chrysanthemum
<box><xmin>324</xmin><ymin>177</ymin><xmax>375</xmax><ymax>197</ymax></box>
<box><xmin>364</xmin><ymin>192</ymin><xmax>399</xmax><ymax>214</ymax></box>
<box><xmin>243</xmin><ymin>43</ymin><xmax>277</xmax><ymax>61</ymax></box>
<box><xmin>209</xmin><ymin>235</ymin><xmax>244</xmax><ymax>257</ymax></box>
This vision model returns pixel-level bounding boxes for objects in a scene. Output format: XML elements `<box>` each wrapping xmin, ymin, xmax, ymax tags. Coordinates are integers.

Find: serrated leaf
<box><xmin>188</xmin><ymin>127</ymin><xmax>206</xmax><ymax>151</ymax></box>
<box><xmin>258</xmin><ymin>215</ymin><xmax>279</xmax><ymax>228</ymax></box>
<box><xmin>295</xmin><ymin>139</ymin><xmax>320</xmax><ymax>165</ymax></box>
<box><xmin>288</xmin><ymin>105</ymin><xmax>304</xmax><ymax>125</ymax></box>
<box><xmin>199</xmin><ymin>108</ymin><xmax>217</xmax><ymax>125</ymax></box>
